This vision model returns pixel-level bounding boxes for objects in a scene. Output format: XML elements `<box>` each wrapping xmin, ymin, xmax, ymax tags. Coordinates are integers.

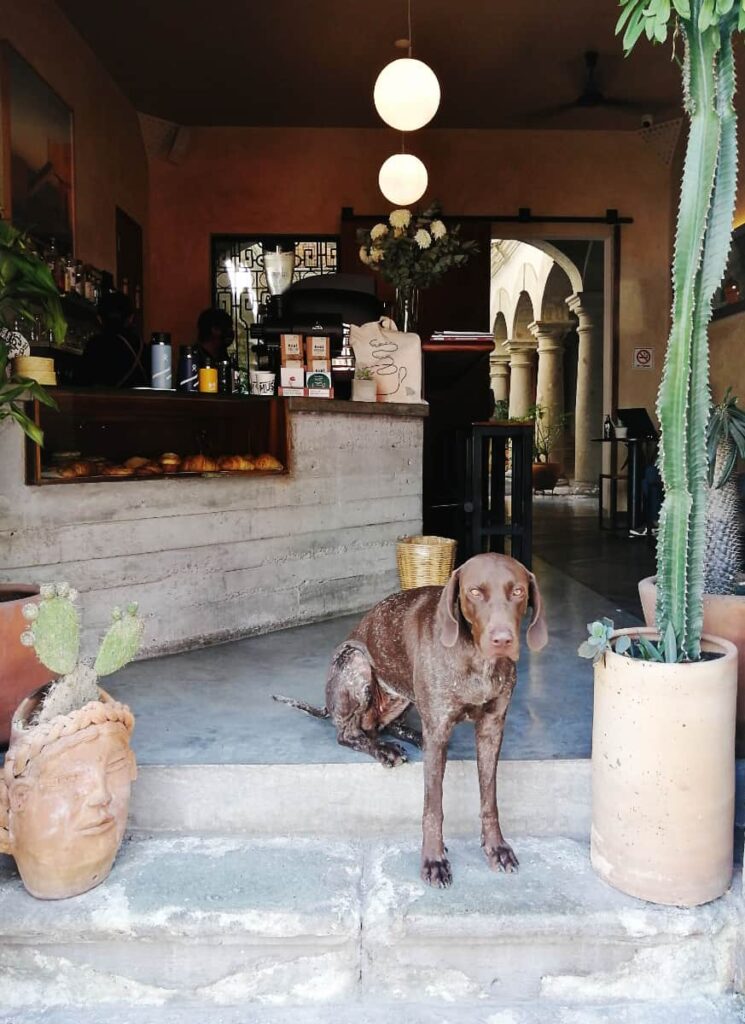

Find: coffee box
<box><xmin>280</xmin><ymin>365</ymin><xmax>305</xmax><ymax>389</ymax></box>
<box><xmin>306</xmin><ymin>370</ymin><xmax>332</xmax><ymax>390</ymax></box>
<box><xmin>305</xmin><ymin>335</ymin><xmax>331</xmax><ymax>362</ymax></box>
<box><xmin>280</xmin><ymin>333</ymin><xmax>304</xmax><ymax>362</ymax></box>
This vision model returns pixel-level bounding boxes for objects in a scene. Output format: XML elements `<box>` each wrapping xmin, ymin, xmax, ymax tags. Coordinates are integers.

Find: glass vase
<box><xmin>394</xmin><ymin>287</ymin><xmax>421</xmax><ymax>334</ymax></box>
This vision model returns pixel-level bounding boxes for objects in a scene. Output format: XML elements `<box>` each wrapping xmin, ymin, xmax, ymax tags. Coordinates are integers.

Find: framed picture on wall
<box><xmin>0</xmin><ymin>42</ymin><xmax>74</xmax><ymax>254</ymax></box>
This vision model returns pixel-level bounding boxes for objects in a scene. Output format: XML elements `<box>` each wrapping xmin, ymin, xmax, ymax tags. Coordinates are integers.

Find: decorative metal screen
<box><xmin>211</xmin><ymin>235</ymin><xmax>339</xmax><ymax>369</ymax></box>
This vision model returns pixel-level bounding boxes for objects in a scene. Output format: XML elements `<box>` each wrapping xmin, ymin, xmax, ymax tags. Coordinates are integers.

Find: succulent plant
<box><xmin>20</xmin><ymin>584</ymin><xmax>144</xmax><ymax>727</ymax></box>
<box><xmin>703</xmin><ymin>389</ymin><xmax>745</xmax><ymax>595</ymax></box>
<box><xmin>354</xmin><ymin>364</ymin><xmax>375</xmax><ymax>381</ymax></box>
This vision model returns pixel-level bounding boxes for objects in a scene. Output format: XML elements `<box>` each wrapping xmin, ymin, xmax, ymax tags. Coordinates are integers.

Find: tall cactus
<box><xmin>20</xmin><ymin>584</ymin><xmax>144</xmax><ymax>726</ymax></box>
<box><xmin>617</xmin><ymin>0</ymin><xmax>743</xmax><ymax>660</ymax></box>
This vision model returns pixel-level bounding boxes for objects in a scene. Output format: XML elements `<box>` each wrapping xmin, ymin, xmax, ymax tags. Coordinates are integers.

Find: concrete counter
<box><xmin>0</xmin><ymin>400</ymin><xmax>424</xmax><ymax>656</ymax></box>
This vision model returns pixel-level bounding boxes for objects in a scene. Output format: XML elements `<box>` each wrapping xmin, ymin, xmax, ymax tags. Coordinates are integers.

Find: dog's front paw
<box><xmin>421</xmin><ymin>856</ymin><xmax>453</xmax><ymax>888</ymax></box>
<box><xmin>375</xmin><ymin>741</ymin><xmax>408</xmax><ymax>768</ymax></box>
<box><xmin>484</xmin><ymin>842</ymin><xmax>519</xmax><ymax>874</ymax></box>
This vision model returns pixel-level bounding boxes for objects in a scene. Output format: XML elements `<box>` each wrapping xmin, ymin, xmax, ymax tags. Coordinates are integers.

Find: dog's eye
<box><xmin>513</xmin><ymin>586</ymin><xmax>525</xmax><ymax>598</ymax></box>
<box><xmin>469</xmin><ymin>587</ymin><xmax>483</xmax><ymax>599</ymax></box>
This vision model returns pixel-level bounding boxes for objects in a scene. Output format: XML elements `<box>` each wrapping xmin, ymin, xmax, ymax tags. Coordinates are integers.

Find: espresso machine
<box><xmin>249</xmin><ymin>267</ymin><xmax>383</xmax><ymax>399</ymax></box>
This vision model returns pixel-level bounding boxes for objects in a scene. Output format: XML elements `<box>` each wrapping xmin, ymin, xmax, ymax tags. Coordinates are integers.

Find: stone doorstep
<box><xmin>128</xmin><ymin>759</ymin><xmax>745</xmax><ymax>841</ymax></box>
<box><xmin>0</xmin><ymin>997</ymin><xmax>744</xmax><ymax>1024</ymax></box>
<box><xmin>0</xmin><ymin>834</ymin><xmax>740</xmax><ymax>1009</ymax></box>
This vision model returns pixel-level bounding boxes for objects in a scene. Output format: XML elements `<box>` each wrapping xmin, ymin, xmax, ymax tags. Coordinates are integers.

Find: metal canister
<box><xmin>177</xmin><ymin>345</ymin><xmax>199</xmax><ymax>392</ymax></box>
<box><xmin>218</xmin><ymin>359</ymin><xmax>233</xmax><ymax>395</ymax></box>
<box><xmin>150</xmin><ymin>333</ymin><xmax>173</xmax><ymax>390</ymax></box>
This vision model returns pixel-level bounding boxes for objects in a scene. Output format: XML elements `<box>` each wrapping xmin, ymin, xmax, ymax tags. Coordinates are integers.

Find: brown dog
<box><xmin>275</xmin><ymin>553</ymin><xmax>547</xmax><ymax>887</ymax></box>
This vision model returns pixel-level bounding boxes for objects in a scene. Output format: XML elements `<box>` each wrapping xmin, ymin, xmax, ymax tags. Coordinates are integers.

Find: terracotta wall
<box><xmin>0</xmin><ymin>0</ymin><xmax>147</xmax><ymax>273</ymax></box>
<box><xmin>148</xmin><ymin>126</ymin><xmax>674</xmax><ymax>411</ymax></box>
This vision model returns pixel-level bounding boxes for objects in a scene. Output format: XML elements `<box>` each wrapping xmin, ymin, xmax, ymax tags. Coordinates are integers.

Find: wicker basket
<box><xmin>396</xmin><ymin>535</ymin><xmax>457</xmax><ymax>590</ymax></box>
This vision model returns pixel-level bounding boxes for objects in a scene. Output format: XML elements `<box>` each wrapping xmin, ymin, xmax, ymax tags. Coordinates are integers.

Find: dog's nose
<box><xmin>489</xmin><ymin>629</ymin><xmax>515</xmax><ymax>649</ymax></box>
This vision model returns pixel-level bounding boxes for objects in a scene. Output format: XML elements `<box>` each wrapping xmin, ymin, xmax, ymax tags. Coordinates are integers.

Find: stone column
<box><xmin>566</xmin><ymin>292</ymin><xmax>604</xmax><ymax>487</ymax></box>
<box><xmin>529</xmin><ymin>320</ymin><xmax>573</xmax><ymax>464</ymax></box>
<box><xmin>490</xmin><ymin>343</ymin><xmax>511</xmax><ymax>405</ymax></box>
<box><xmin>507</xmin><ymin>339</ymin><xmax>537</xmax><ymax>420</ymax></box>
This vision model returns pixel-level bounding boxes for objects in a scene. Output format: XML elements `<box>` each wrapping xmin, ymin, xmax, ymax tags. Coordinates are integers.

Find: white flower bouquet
<box><xmin>357</xmin><ymin>205</ymin><xmax>477</xmax><ymax>293</ymax></box>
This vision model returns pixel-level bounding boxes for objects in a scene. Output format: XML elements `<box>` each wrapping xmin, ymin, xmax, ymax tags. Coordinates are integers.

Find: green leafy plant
<box><xmin>357</xmin><ymin>205</ymin><xmax>477</xmax><ymax>293</ymax></box>
<box><xmin>354</xmin><ymin>364</ymin><xmax>375</xmax><ymax>381</ymax></box>
<box><xmin>0</xmin><ymin>221</ymin><xmax>65</xmax><ymax>444</ymax></box>
<box><xmin>616</xmin><ymin>0</ymin><xmax>744</xmax><ymax>660</ymax></box>
<box><xmin>704</xmin><ymin>388</ymin><xmax>745</xmax><ymax>594</ymax></box>
<box><xmin>578</xmin><ymin>618</ymin><xmax>680</xmax><ymax>664</ymax></box>
<box><xmin>19</xmin><ymin>583</ymin><xmax>143</xmax><ymax>726</ymax></box>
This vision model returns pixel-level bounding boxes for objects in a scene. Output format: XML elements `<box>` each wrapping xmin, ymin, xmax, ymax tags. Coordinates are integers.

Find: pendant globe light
<box><xmin>373</xmin><ymin>0</ymin><xmax>440</xmax><ymax>131</ymax></box>
<box><xmin>378</xmin><ymin>152</ymin><xmax>428</xmax><ymax>206</ymax></box>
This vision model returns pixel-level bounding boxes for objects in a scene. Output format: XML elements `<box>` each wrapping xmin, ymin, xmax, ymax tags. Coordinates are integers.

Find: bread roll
<box><xmin>254</xmin><ymin>453</ymin><xmax>283</xmax><ymax>472</ymax></box>
<box><xmin>125</xmin><ymin>456</ymin><xmax>149</xmax><ymax>470</ymax></box>
<box><xmin>160</xmin><ymin>452</ymin><xmax>182</xmax><ymax>474</ymax></box>
<box><xmin>135</xmin><ymin>461</ymin><xmax>164</xmax><ymax>477</ymax></box>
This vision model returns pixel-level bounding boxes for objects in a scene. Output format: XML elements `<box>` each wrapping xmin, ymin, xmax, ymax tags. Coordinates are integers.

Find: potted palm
<box><xmin>0</xmin><ymin>221</ymin><xmax>66</xmax><ymax>745</ymax></box>
<box><xmin>578</xmin><ymin>0</ymin><xmax>743</xmax><ymax>907</ymax></box>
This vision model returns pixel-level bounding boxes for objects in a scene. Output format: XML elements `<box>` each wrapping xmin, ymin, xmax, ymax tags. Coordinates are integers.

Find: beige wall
<box><xmin>710</xmin><ymin>313</ymin><xmax>745</xmax><ymax>403</ymax></box>
<box><xmin>148</xmin><ymin>126</ymin><xmax>674</xmax><ymax>413</ymax></box>
<box><xmin>0</xmin><ymin>0</ymin><xmax>148</xmax><ymax>273</ymax></box>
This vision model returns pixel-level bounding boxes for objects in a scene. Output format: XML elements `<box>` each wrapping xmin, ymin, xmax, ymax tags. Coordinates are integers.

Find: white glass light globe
<box><xmin>374</xmin><ymin>58</ymin><xmax>441</xmax><ymax>131</ymax></box>
<box><xmin>378</xmin><ymin>153</ymin><xmax>428</xmax><ymax>206</ymax></box>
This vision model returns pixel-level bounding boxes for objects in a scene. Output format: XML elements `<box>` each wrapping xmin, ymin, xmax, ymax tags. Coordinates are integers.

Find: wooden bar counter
<box><xmin>0</xmin><ymin>390</ymin><xmax>427</xmax><ymax>656</ymax></box>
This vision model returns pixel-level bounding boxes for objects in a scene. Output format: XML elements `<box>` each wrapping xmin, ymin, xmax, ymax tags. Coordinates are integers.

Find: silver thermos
<box><xmin>150</xmin><ymin>332</ymin><xmax>173</xmax><ymax>390</ymax></box>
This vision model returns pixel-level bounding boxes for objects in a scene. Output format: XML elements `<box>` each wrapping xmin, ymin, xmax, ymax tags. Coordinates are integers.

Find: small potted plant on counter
<box><xmin>352</xmin><ymin>364</ymin><xmax>377</xmax><ymax>402</ymax></box>
<box><xmin>0</xmin><ymin>584</ymin><xmax>141</xmax><ymax>899</ymax></box>
<box><xmin>0</xmin><ymin>220</ymin><xmax>66</xmax><ymax>745</ymax></box>
<box><xmin>577</xmin><ymin>0</ymin><xmax>743</xmax><ymax>908</ymax></box>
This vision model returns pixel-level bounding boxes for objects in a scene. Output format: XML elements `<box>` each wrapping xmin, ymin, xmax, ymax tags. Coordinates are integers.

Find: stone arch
<box><xmin>540</xmin><ymin>262</ymin><xmax>574</xmax><ymax>321</ymax></box>
<box><xmin>529</xmin><ymin>240</ymin><xmax>584</xmax><ymax>295</ymax></box>
<box><xmin>493</xmin><ymin>311</ymin><xmax>508</xmax><ymax>342</ymax></box>
<box><xmin>512</xmin><ymin>290</ymin><xmax>535</xmax><ymax>340</ymax></box>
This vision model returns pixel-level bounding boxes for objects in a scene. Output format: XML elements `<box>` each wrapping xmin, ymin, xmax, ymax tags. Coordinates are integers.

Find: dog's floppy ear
<box><xmin>436</xmin><ymin>567</ymin><xmax>461</xmax><ymax>648</ymax></box>
<box><xmin>526</xmin><ymin>571</ymin><xmax>548</xmax><ymax>652</ymax></box>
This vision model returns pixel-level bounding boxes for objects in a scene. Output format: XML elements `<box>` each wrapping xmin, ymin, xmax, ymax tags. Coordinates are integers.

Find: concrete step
<box><xmin>2</xmin><ymin>997</ymin><xmax>744</xmax><ymax>1024</ymax></box>
<box><xmin>130</xmin><ymin>759</ymin><xmax>593</xmax><ymax>838</ymax></box>
<box><xmin>0</xmin><ymin>834</ymin><xmax>740</xmax><ymax>1010</ymax></box>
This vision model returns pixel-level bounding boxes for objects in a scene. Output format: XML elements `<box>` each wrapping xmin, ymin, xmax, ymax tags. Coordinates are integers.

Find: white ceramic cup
<box><xmin>251</xmin><ymin>371</ymin><xmax>276</xmax><ymax>396</ymax></box>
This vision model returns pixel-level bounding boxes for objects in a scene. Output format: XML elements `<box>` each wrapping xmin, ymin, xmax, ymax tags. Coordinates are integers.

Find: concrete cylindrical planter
<box><xmin>352</xmin><ymin>378</ymin><xmax>377</xmax><ymax>402</ymax></box>
<box><xmin>592</xmin><ymin>627</ymin><xmax>737</xmax><ymax>907</ymax></box>
<box><xmin>0</xmin><ymin>585</ymin><xmax>53</xmax><ymax>746</ymax></box>
<box><xmin>0</xmin><ymin>687</ymin><xmax>136</xmax><ymax>900</ymax></box>
<box><xmin>639</xmin><ymin>576</ymin><xmax>745</xmax><ymax>752</ymax></box>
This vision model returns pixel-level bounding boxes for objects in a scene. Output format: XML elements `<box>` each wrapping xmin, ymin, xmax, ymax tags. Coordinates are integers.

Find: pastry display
<box><xmin>254</xmin><ymin>453</ymin><xmax>284</xmax><ymax>472</ymax></box>
<box><xmin>48</xmin><ymin>449</ymin><xmax>283</xmax><ymax>480</ymax></box>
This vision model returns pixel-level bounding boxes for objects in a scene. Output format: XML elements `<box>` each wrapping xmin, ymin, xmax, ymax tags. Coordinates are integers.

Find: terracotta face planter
<box><xmin>0</xmin><ymin>585</ymin><xmax>53</xmax><ymax>746</ymax></box>
<box><xmin>591</xmin><ymin>627</ymin><xmax>737</xmax><ymax>907</ymax></box>
<box><xmin>0</xmin><ymin>689</ymin><xmax>136</xmax><ymax>900</ymax></box>
<box><xmin>639</xmin><ymin>576</ymin><xmax>745</xmax><ymax>753</ymax></box>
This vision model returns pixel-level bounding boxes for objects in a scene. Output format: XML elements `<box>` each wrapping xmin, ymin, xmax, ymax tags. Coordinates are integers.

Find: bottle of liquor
<box><xmin>603</xmin><ymin>415</ymin><xmax>612</xmax><ymax>440</ymax></box>
<box><xmin>63</xmin><ymin>256</ymin><xmax>75</xmax><ymax>294</ymax></box>
<box><xmin>74</xmin><ymin>261</ymin><xmax>85</xmax><ymax>297</ymax></box>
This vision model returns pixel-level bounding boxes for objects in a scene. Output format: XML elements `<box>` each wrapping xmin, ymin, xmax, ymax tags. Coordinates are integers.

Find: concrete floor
<box><xmin>106</xmin><ymin>543</ymin><xmax>641</xmax><ymax>766</ymax></box>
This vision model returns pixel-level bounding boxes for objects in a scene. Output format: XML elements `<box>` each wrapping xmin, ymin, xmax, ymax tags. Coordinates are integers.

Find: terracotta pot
<box><xmin>591</xmin><ymin>627</ymin><xmax>737</xmax><ymax>906</ymax></box>
<box><xmin>532</xmin><ymin>461</ymin><xmax>560</xmax><ymax>492</ymax></box>
<box><xmin>0</xmin><ymin>687</ymin><xmax>136</xmax><ymax>900</ymax></box>
<box><xmin>639</xmin><ymin>576</ymin><xmax>745</xmax><ymax>753</ymax></box>
<box><xmin>0</xmin><ymin>585</ymin><xmax>52</xmax><ymax>747</ymax></box>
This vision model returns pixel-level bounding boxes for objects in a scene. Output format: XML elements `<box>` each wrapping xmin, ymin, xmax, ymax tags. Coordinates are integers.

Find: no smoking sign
<box><xmin>633</xmin><ymin>347</ymin><xmax>654</xmax><ymax>370</ymax></box>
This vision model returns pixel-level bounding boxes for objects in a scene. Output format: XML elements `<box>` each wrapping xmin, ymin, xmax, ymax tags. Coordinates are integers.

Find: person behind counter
<box><xmin>78</xmin><ymin>291</ymin><xmax>148</xmax><ymax>388</ymax></box>
<box><xmin>196</xmin><ymin>308</ymin><xmax>234</xmax><ymax>365</ymax></box>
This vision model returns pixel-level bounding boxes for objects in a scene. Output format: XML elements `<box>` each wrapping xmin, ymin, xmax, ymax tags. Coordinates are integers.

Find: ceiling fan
<box><xmin>529</xmin><ymin>50</ymin><xmax>651</xmax><ymax>121</ymax></box>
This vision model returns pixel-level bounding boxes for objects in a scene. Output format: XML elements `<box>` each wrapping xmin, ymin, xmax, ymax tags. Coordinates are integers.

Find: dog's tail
<box><xmin>272</xmin><ymin>694</ymin><xmax>329</xmax><ymax>719</ymax></box>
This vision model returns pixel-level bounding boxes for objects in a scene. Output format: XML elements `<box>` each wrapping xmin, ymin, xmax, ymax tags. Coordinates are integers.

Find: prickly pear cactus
<box><xmin>19</xmin><ymin>585</ymin><xmax>144</xmax><ymax>727</ymax></box>
<box><xmin>94</xmin><ymin>604</ymin><xmax>144</xmax><ymax>677</ymax></box>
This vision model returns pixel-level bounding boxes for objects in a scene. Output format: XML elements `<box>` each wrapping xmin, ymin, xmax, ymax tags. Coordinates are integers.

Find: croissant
<box><xmin>218</xmin><ymin>454</ymin><xmax>255</xmax><ymax>471</ymax></box>
<box><xmin>135</xmin><ymin>461</ymin><xmax>164</xmax><ymax>477</ymax></box>
<box><xmin>124</xmin><ymin>456</ymin><xmax>149</xmax><ymax>470</ymax></box>
<box><xmin>102</xmin><ymin>464</ymin><xmax>135</xmax><ymax>478</ymax></box>
<box><xmin>182</xmin><ymin>454</ymin><xmax>218</xmax><ymax>472</ymax></box>
<box><xmin>254</xmin><ymin>453</ymin><xmax>283</xmax><ymax>472</ymax></box>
